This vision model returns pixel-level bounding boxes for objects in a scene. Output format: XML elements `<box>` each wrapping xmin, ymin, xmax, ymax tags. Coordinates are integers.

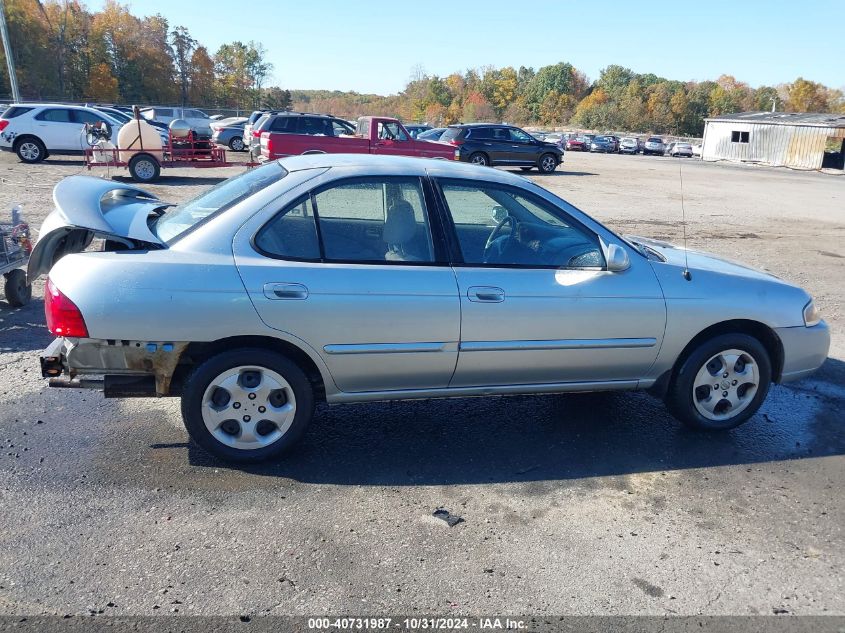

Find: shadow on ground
<box><xmin>111</xmin><ymin>175</ymin><xmax>227</xmax><ymax>186</ymax></box>
<box><xmin>164</xmin><ymin>357</ymin><xmax>845</xmax><ymax>486</ymax></box>
<box><xmin>0</xmin><ymin>297</ymin><xmax>51</xmax><ymax>353</ymax></box>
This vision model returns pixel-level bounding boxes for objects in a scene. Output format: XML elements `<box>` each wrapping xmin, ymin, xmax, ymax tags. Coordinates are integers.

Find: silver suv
<box><xmin>643</xmin><ymin>137</ymin><xmax>666</xmax><ymax>156</ymax></box>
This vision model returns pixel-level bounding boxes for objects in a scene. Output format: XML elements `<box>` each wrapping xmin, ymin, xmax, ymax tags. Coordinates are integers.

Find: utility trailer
<box><xmin>1</xmin><ymin>207</ymin><xmax>32</xmax><ymax>307</ymax></box>
<box><xmin>84</xmin><ymin>128</ymin><xmax>258</xmax><ymax>183</ymax></box>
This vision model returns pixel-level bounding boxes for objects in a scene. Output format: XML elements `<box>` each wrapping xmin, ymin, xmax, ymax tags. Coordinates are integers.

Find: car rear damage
<box><xmin>41</xmin><ymin>336</ymin><xmax>189</xmax><ymax>396</ymax></box>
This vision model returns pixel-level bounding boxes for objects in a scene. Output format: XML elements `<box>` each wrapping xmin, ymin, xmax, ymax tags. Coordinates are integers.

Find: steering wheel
<box><xmin>484</xmin><ymin>215</ymin><xmax>517</xmax><ymax>258</ymax></box>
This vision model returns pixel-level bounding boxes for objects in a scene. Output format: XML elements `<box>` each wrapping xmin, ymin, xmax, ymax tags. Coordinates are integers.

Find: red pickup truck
<box><xmin>260</xmin><ymin>116</ymin><xmax>455</xmax><ymax>161</ymax></box>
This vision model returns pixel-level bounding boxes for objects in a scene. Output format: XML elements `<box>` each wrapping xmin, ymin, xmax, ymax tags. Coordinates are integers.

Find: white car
<box><xmin>0</xmin><ymin>103</ymin><xmax>122</xmax><ymax>163</ymax></box>
<box><xmin>140</xmin><ymin>106</ymin><xmax>213</xmax><ymax>135</ymax></box>
<box><xmin>667</xmin><ymin>142</ymin><xmax>694</xmax><ymax>158</ymax></box>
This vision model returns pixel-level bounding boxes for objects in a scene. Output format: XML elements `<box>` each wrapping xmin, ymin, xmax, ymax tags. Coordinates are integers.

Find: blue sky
<box><xmin>85</xmin><ymin>0</ymin><xmax>842</xmax><ymax>94</ymax></box>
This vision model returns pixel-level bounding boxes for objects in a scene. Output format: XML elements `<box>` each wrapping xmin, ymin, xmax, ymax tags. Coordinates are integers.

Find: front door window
<box><xmin>439</xmin><ymin>181</ymin><xmax>604</xmax><ymax>268</ymax></box>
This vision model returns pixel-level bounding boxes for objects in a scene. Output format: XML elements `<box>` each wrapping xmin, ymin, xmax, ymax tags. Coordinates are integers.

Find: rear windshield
<box><xmin>439</xmin><ymin>127</ymin><xmax>462</xmax><ymax>142</ymax></box>
<box><xmin>153</xmin><ymin>162</ymin><xmax>287</xmax><ymax>243</ymax></box>
<box><xmin>647</xmin><ymin>137</ymin><xmax>662</xmax><ymax>142</ymax></box>
<box><xmin>1</xmin><ymin>106</ymin><xmax>34</xmax><ymax>119</ymax></box>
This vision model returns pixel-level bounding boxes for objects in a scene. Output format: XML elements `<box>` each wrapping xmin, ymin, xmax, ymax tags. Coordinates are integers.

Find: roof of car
<box><xmin>275</xmin><ymin>153</ymin><xmax>531</xmax><ymax>186</ymax></box>
<box><xmin>448</xmin><ymin>122</ymin><xmax>510</xmax><ymax>128</ymax></box>
<box><xmin>7</xmin><ymin>103</ymin><xmax>100</xmax><ymax>110</ymax></box>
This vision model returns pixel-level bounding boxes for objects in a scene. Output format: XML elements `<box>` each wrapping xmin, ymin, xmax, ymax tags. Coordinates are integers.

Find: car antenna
<box><xmin>678</xmin><ymin>156</ymin><xmax>692</xmax><ymax>281</ymax></box>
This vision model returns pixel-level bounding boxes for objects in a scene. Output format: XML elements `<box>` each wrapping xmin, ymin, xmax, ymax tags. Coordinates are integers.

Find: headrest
<box><xmin>382</xmin><ymin>200</ymin><xmax>415</xmax><ymax>244</ymax></box>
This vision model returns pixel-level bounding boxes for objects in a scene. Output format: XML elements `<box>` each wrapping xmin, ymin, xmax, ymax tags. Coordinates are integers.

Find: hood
<box><xmin>28</xmin><ymin>176</ymin><xmax>167</xmax><ymax>279</ymax></box>
<box><xmin>627</xmin><ymin>235</ymin><xmax>783</xmax><ymax>283</ymax></box>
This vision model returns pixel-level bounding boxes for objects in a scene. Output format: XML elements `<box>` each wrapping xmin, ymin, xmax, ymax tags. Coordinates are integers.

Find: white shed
<box><xmin>701</xmin><ymin>111</ymin><xmax>845</xmax><ymax>170</ymax></box>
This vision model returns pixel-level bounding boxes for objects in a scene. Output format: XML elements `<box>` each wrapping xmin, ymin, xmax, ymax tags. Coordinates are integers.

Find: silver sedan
<box><xmin>31</xmin><ymin>155</ymin><xmax>829</xmax><ymax>463</ymax></box>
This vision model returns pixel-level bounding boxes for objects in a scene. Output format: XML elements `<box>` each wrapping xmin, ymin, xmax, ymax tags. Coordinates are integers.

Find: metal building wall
<box><xmin>701</xmin><ymin>121</ymin><xmax>844</xmax><ymax>169</ymax></box>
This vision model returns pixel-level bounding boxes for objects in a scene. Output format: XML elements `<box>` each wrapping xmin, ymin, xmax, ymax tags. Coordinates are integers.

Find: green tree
<box><xmin>171</xmin><ymin>26</ymin><xmax>196</xmax><ymax>106</ymax></box>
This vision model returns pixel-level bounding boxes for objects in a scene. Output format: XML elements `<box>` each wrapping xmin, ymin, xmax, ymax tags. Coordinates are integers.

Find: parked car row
<box><xmin>0</xmin><ymin>102</ymin><xmax>172</xmax><ymax>163</ymax></box>
<box><xmin>559</xmin><ymin>132</ymin><xmax>699</xmax><ymax>157</ymax></box>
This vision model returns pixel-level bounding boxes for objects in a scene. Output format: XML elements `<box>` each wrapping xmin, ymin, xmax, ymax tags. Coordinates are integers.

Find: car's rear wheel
<box><xmin>666</xmin><ymin>333</ymin><xmax>771</xmax><ymax>431</ymax></box>
<box><xmin>468</xmin><ymin>152</ymin><xmax>489</xmax><ymax>166</ymax></box>
<box><xmin>3</xmin><ymin>269</ymin><xmax>31</xmax><ymax>307</ymax></box>
<box><xmin>181</xmin><ymin>349</ymin><xmax>315</xmax><ymax>463</ymax></box>
<box><xmin>228</xmin><ymin>136</ymin><xmax>245</xmax><ymax>151</ymax></box>
<box><xmin>538</xmin><ymin>153</ymin><xmax>558</xmax><ymax>174</ymax></box>
<box><xmin>128</xmin><ymin>154</ymin><xmax>161</xmax><ymax>183</ymax></box>
<box><xmin>15</xmin><ymin>137</ymin><xmax>46</xmax><ymax>163</ymax></box>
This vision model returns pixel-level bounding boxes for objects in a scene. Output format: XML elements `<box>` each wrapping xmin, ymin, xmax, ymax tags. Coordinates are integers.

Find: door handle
<box><xmin>263</xmin><ymin>282</ymin><xmax>308</xmax><ymax>300</ymax></box>
<box><xmin>468</xmin><ymin>286</ymin><xmax>505</xmax><ymax>303</ymax></box>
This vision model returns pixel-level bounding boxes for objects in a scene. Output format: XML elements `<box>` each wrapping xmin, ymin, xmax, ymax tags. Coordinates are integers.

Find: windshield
<box><xmin>154</xmin><ymin>162</ymin><xmax>287</xmax><ymax>242</ymax></box>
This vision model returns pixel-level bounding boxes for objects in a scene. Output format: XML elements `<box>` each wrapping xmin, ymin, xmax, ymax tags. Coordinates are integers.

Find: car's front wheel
<box><xmin>538</xmin><ymin>153</ymin><xmax>558</xmax><ymax>173</ymax></box>
<box><xmin>229</xmin><ymin>136</ymin><xmax>245</xmax><ymax>151</ymax></box>
<box><xmin>666</xmin><ymin>333</ymin><xmax>771</xmax><ymax>431</ymax></box>
<box><xmin>181</xmin><ymin>349</ymin><xmax>315</xmax><ymax>463</ymax></box>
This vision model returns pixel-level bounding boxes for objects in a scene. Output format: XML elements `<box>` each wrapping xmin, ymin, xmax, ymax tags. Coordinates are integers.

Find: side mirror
<box><xmin>606</xmin><ymin>243</ymin><xmax>630</xmax><ymax>272</ymax></box>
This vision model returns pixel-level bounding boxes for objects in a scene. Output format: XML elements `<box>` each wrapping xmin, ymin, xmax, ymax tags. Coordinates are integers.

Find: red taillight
<box><xmin>264</xmin><ymin>134</ymin><xmax>274</xmax><ymax>157</ymax></box>
<box><xmin>0</xmin><ymin>120</ymin><xmax>9</xmax><ymax>133</ymax></box>
<box><xmin>253</xmin><ymin>130</ymin><xmax>261</xmax><ymax>137</ymax></box>
<box><xmin>448</xmin><ymin>139</ymin><xmax>464</xmax><ymax>146</ymax></box>
<box><xmin>44</xmin><ymin>278</ymin><xmax>88</xmax><ymax>337</ymax></box>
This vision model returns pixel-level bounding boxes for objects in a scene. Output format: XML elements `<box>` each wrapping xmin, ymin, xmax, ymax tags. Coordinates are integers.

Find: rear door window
<box><xmin>35</xmin><ymin>109</ymin><xmax>73</xmax><ymax>123</ymax></box>
<box><xmin>255</xmin><ymin>195</ymin><xmax>321</xmax><ymax>260</ymax></box>
<box><xmin>72</xmin><ymin>110</ymin><xmax>108</xmax><ymax>124</ymax></box>
<box><xmin>269</xmin><ymin>116</ymin><xmax>294</xmax><ymax>132</ymax></box>
<box><xmin>490</xmin><ymin>127</ymin><xmax>510</xmax><ymax>142</ymax></box>
<box><xmin>313</xmin><ymin>177</ymin><xmax>433</xmax><ymax>263</ymax></box>
<box><xmin>299</xmin><ymin>117</ymin><xmax>331</xmax><ymax>136</ymax></box>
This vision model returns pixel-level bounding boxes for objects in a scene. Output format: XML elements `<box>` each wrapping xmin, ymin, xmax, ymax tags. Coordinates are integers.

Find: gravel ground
<box><xmin>0</xmin><ymin>151</ymin><xmax>843</xmax><ymax>617</ymax></box>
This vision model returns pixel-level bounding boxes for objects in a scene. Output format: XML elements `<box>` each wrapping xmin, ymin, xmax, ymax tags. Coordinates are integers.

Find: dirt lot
<box><xmin>0</xmin><ymin>151</ymin><xmax>843</xmax><ymax>617</ymax></box>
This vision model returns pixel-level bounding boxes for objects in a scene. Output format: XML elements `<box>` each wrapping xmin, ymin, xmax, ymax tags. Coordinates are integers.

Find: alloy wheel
<box><xmin>20</xmin><ymin>142</ymin><xmax>41</xmax><ymax>161</ymax></box>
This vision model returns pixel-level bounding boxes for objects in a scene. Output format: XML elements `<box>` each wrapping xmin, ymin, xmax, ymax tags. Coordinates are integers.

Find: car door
<box><xmin>508</xmin><ymin>127</ymin><xmax>542</xmax><ymax>165</ymax></box>
<box><xmin>33</xmin><ymin>108</ymin><xmax>79</xmax><ymax>150</ymax></box>
<box><xmin>372</xmin><ymin>121</ymin><xmax>415</xmax><ymax>156</ymax></box>
<box><xmin>433</xmin><ymin>176</ymin><xmax>666</xmax><ymax>388</ymax></box>
<box><xmin>234</xmin><ymin>172</ymin><xmax>461</xmax><ymax>393</ymax></box>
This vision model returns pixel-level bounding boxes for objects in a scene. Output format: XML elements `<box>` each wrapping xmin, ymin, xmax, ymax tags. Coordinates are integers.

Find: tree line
<box><xmin>295</xmin><ymin>64</ymin><xmax>844</xmax><ymax>136</ymax></box>
<box><xmin>1</xmin><ymin>1</ymin><xmax>842</xmax><ymax>135</ymax></box>
<box><xmin>0</xmin><ymin>0</ymin><xmax>291</xmax><ymax>110</ymax></box>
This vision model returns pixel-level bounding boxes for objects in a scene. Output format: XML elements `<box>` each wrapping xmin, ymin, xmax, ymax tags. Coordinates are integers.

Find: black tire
<box><xmin>468</xmin><ymin>152</ymin><xmax>489</xmax><ymax>167</ymax></box>
<box><xmin>228</xmin><ymin>136</ymin><xmax>245</xmax><ymax>152</ymax></box>
<box><xmin>181</xmin><ymin>348</ymin><xmax>315</xmax><ymax>463</ymax></box>
<box><xmin>128</xmin><ymin>154</ymin><xmax>161</xmax><ymax>183</ymax></box>
<box><xmin>666</xmin><ymin>333</ymin><xmax>772</xmax><ymax>431</ymax></box>
<box><xmin>537</xmin><ymin>153</ymin><xmax>558</xmax><ymax>174</ymax></box>
<box><xmin>14</xmin><ymin>136</ymin><xmax>46</xmax><ymax>163</ymax></box>
<box><xmin>3</xmin><ymin>269</ymin><xmax>31</xmax><ymax>307</ymax></box>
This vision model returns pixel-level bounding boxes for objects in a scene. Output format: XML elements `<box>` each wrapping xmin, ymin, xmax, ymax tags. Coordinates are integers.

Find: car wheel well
<box><xmin>679</xmin><ymin>319</ymin><xmax>783</xmax><ymax>381</ymax></box>
<box><xmin>12</xmin><ymin>134</ymin><xmax>42</xmax><ymax>149</ymax></box>
<box><xmin>173</xmin><ymin>336</ymin><xmax>326</xmax><ymax>401</ymax></box>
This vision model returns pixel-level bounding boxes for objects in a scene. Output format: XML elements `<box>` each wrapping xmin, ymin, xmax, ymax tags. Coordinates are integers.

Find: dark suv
<box><xmin>247</xmin><ymin>112</ymin><xmax>355</xmax><ymax>158</ymax></box>
<box><xmin>440</xmin><ymin>123</ymin><xmax>564</xmax><ymax>173</ymax></box>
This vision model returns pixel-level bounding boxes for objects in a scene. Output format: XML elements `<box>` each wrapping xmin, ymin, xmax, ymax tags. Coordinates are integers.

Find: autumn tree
<box><xmin>171</xmin><ymin>26</ymin><xmax>196</xmax><ymax>106</ymax></box>
<box><xmin>188</xmin><ymin>46</ymin><xmax>215</xmax><ymax>105</ymax></box>
<box><xmin>786</xmin><ymin>77</ymin><xmax>830</xmax><ymax>112</ymax></box>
